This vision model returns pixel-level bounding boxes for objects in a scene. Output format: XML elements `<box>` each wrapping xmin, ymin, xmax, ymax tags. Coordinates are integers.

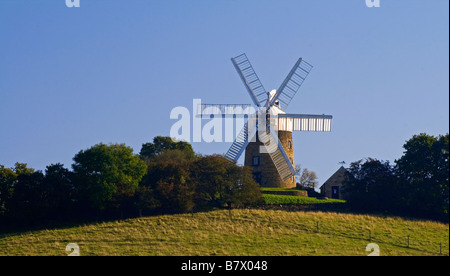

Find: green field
<box><xmin>0</xmin><ymin>209</ymin><xmax>447</xmax><ymax>256</ymax></box>
<box><xmin>263</xmin><ymin>194</ymin><xmax>345</xmax><ymax>204</ymax></box>
<box><xmin>261</xmin><ymin>187</ymin><xmax>305</xmax><ymax>192</ymax></box>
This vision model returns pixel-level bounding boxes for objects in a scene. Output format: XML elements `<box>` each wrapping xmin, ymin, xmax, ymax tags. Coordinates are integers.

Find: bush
<box><xmin>344</xmin><ymin>158</ymin><xmax>398</xmax><ymax>212</ymax></box>
<box><xmin>192</xmin><ymin>155</ymin><xmax>263</xmax><ymax>209</ymax></box>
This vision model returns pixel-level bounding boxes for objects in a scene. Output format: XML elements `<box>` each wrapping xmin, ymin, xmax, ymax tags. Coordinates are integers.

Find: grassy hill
<box><xmin>0</xmin><ymin>209</ymin><xmax>448</xmax><ymax>256</ymax></box>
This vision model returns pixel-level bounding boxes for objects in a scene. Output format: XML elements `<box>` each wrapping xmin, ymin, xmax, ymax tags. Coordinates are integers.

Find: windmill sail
<box><xmin>267</xmin><ymin>58</ymin><xmax>313</xmax><ymax>111</ymax></box>
<box><xmin>259</xmin><ymin>128</ymin><xmax>297</xmax><ymax>182</ymax></box>
<box><xmin>197</xmin><ymin>103</ymin><xmax>254</xmax><ymax>118</ymax></box>
<box><xmin>277</xmin><ymin>114</ymin><xmax>333</xmax><ymax>132</ymax></box>
<box><xmin>224</xmin><ymin>119</ymin><xmax>257</xmax><ymax>162</ymax></box>
<box><xmin>231</xmin><ymin>53</ymin><xmax>268</xmax><ymax>107</ymax></box>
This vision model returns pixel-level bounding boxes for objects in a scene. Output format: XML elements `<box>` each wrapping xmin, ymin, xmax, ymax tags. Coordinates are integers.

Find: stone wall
<box><xmin>244</xmin><ymin>130</ymin><xmax>296</xmax><ymax>188</ymax></box>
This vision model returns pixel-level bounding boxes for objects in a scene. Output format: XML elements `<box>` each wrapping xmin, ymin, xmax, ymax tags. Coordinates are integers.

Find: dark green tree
<box><xmin>228</xmin><ymin>166</ymin><xmax>264</xmax><ymax>208</ymax></box>
<box><xmin>0</xmin><ymin>165</ymin><xmax>17</xmax><ymax>216</ymax></box>
<box><xmin>141</xmin><ymin>150</ymin><xmax>195</xmax><ymax>212</ymax></box>
<box><xmin>1</xmin><ymin>163</ymin><xmax>37</xmax><ymax>219</ymax></box>
<box><xmin>134</xmin><ymin>185</ymin><xmax>160</xmax><ymax>215</ymax></box>
<box><xmin>44</xmin><ymin>163</ymin><xmax>75</xmax><ymax>218</ymax></box>
<box><xmin>395</xmin><ymin>133</ymin><xmax>449</xmax><ymax>216</ymax></box>
<box><xmin>344</xmin><ymin>158</ymin><xmax>397</xmax><ymax>211</ymax></box>
<box><xmin>192</xmin><ymin>155</ymin><xmax>263</xmax><ymax>208</ymax></box>
<box><xmin>140</xmin><ymin>136</ymin><xmax>194</xmax><ymax>160</ymax></box>
<box><xmin>72</xmin><ymin>143</ymin><xmax>147</xmax><ymax>215</ymax></box>
<box><xmin>9</xmin><ymin>169</ymin><xmax>46</xmax><ymax>221</ymax></box>
<box><xmin>191</xmin><ymin>155</ymin><xmax>227</xmax><ymax>207</ymax></box>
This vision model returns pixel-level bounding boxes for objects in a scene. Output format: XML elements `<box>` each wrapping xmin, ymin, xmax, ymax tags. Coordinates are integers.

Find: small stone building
<box><xmin>320</xmin><ymin>166</ymin><xmax>350</xmax><ymax>200</ymax></box>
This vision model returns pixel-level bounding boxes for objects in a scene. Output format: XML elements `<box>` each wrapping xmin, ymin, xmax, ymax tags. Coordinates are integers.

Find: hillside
<box><xmin>0</xmin><ymin>209</ymin><xmax>448</xmax><ymax>256</ymax></box>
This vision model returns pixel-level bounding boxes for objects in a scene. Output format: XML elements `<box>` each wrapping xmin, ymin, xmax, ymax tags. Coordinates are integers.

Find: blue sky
<box><xmin>0</xmin><ymin>0</ymin><xmax>448</xmax><ymax>185</ymax></box>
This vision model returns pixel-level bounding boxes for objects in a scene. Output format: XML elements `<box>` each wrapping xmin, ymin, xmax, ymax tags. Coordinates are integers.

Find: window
<box><xmin>288</xmin><ymin>140</ymin><xmax>292</xmax><ymax>149</ymax></box>
<box><xmin>252</xmin><ymin>156</ymin><xmax>260</xmax><ymax>166</ymax></box>
<box><xmin>331</xmin><ymin>186</ymin><xmax>340</xmax><ymax>199</ymax></box>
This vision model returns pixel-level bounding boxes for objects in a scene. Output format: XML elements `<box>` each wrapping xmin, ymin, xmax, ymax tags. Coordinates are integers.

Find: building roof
<box><xmin>319</xmin><ymin>166</ymin><xmax>349</xmax><ymax>190</ymax></box>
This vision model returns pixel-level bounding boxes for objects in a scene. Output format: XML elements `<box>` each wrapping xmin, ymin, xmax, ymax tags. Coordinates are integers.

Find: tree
<box><xmin>44</xmin><ymin>163</ymin><xmax>75</xmax><ymax>218</ymax></box>
<box><xmin>140</xmin><ymin>136</ymin><xmax>194</xmax><ymax>161</ymax></box>
<box><xmin>0</xmin><ymin>165</ymin><xmax>17</xmax><ymax>216</ymax></box>
<box><xmin>134</xmin><ymin>185</ymin><xmax>160</xmax><ymax>215</ymax></box>
<box><xmin>9</xmin><ymin>169</ymin><xmax>46</xmax><ymax>221</ymax></box>
<box><xmin>145</xmin><ymin>155</ymin><xmax>195</xmax><ymax>212</ymax></box>
<box><xmin>72</xmin><ymin>143</ymin><xmax>147</xmax><ymax>214</ymax></box>
<box><xmin>191</xmin><ymin>155</ymin><xmax>227</xmax><ymax>207</ymax></box>
<box><xmin>344</xmin><ymin>158</ymin><xmax>397</xmax><ymax>211</ymax></box>
<box><xmin>230</xmin><ymin>166</ymin><xmax>264</xmax><ymax>208</ymax></box>
<box><xmin>13</xmin><ymin>162</ymin><xmax>35</xmax><ymax>175</ymax></box>
<box><xmin>298</xmin><ymin>168</ymin><xmax>318</xmax><ymax>189</ymax></box>
<box><xmin>395</xmin><ymin>133</ymin><xmax>449</xmax><ymax>216</ymax></box>
<box><xmin>192</xmin><ymin>155</ymin><xmax>263</xmax><ymax>208</ymax></box>
<box><xmin>1</xmin><ymin>163</ymin><xmax>41</xmax><ymax>220</ymax></box>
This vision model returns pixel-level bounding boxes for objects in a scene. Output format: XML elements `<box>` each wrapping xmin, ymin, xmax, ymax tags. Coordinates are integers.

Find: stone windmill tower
<box><xmin>200</xmin><ymin>53</ymin><xmax>333</xmax><ymax>188</ymax></box>
<box><xmin>244</xmin><ymin>90</ymin><xmax>298</xmax><ymax>188</ymax></box>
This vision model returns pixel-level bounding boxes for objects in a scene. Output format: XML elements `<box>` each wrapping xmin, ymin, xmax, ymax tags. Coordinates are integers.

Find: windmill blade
<box><xmin>277</xmin><ymin>113</ymin><xmax>333</xmax><ymax>132</ymax></box>
<box><xmin>196</xmin><ymin>103</ymin><xmax>254</xmax><ymax>118</ymax></box>
<box><xmin>224</xmin><ymin>118</ymin><xmax>258</xmax><ymax>162</ymax></box>
<box><xmin>267</xmin><ymin>58</ymin><xmax>313</xmax><ymax>111</ymax></box>
<box><xmin>259</xmin><ymin>128</ymin><xmax>297</xmax><ymax>182</ymax></box>
<box><xmin>231</xmin><ymin>53</ymin><xmax>268</xmax><ymax>107</ymax></box>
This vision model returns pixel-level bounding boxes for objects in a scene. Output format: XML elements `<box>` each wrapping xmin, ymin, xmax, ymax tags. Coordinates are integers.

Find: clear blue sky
<box><xmin>1</xmin><ymin>0</ymin><xmax>448</xmax><ymax>186</ymax></box>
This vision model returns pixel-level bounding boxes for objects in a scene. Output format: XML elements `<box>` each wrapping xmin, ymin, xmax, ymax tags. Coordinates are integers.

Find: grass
<box><xmin>263</xmin><ymin>194</ymin><xmax>345</xmax><ymax>204</ymax></box>
<box><xmin>261</xmin><ymin>187</ymin><xmax>304</xmax><ymax>192</ymax></box>
<box><xmin>0</xmin><ymin>209</ymin><xmax>447</xmax><ymax>256</ymax></box>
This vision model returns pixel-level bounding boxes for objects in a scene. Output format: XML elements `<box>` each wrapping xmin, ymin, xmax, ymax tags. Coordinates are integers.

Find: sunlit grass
<box><xmin>0</xmin><ymin>209</ymin><xmax>447</xmax><ymax>256</ymax></box>
<box><xmin>262</xmin><ymin>194</ymin><xmax>345</xmax><ymax>204</ymax></box>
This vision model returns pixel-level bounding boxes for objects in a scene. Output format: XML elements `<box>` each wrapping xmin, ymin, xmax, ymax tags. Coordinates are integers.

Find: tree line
<box><xmin>0</xmin><ymin>136</ymin><xmax>263</xmax><ymax>228</ymax></box>
<box><xmin>344</xmin><ymin>133</ymin><xmax>449</xmax><ymax>221</ymax></box>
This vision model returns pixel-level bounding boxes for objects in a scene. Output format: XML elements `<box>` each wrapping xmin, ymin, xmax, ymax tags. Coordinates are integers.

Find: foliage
<box><xmin>72</xmin><ymin>143</ymin><xmax>147</xmax><ymax>212</ymax></box>
<box><xmin>44</xmin><ymin>163</ymin><xmax>76</xmax><ymax>218</ymax></box>
<box><xmin>141</xmin><ymin>152</ymin><xmax>263</xmax><ymax>212</ymax></box>
<box><xmin>0</xmin><ymin>165</ymin><xmax>17</xmax><ymax>215</ymax></box>
<box><xmin>344</xmin><ymin>133</ymin><xmax>449</xmax><ymax>219</ymax></box>
<box><xmin>139</xmin><ymin>136</ymin><xmax>194</xmax><ymax>160</ymax></box>
<box><xmin>0</xmin><ymin>137</ymin><xmax>264</xmax><ymax>226</ymax></box>
<box><xmin>344</xmin><ymin>158</ymin><xmax>397</xmax><ymax>211</ymax></box>
<box><xmin>9</xmin><ymin>170</ymin><xmax>46</xmax><ymax>221</ymax></box>
<box><xmin>192</xmin><ymin>155</ymin><xmax>263</xmax><ymax>208</ymax></box>
<box><xmin>142</xmin><ymin>150</ymin><xmax>196</xmax><ymax>212</ymax></box>
<box><xmin>1</xmin><ymin>163</ymin><xmax>37</xmax><ymax>219</ymax></box>
<box><xmin>1</xmin><ymin>163</ymin><xmax>76</xmax><ymax>222</ymax></box>
<box><xmin>395</xmin><ymin>133</ymin><xmax>449</xmax><ymax>216</ymax></box>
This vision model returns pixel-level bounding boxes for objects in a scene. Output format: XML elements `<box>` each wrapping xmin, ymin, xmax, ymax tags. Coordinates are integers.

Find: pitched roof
<box><xmin>319</xmin><ymin>166</ymin><xmax>349</xmax><ymax>189</ymax></box>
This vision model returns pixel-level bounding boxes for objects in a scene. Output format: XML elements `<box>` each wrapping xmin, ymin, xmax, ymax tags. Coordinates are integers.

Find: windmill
<box><xmin>199</xmin><ymin>53</ymin><xmax>333</xmax><ymax>188</ymax></box>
